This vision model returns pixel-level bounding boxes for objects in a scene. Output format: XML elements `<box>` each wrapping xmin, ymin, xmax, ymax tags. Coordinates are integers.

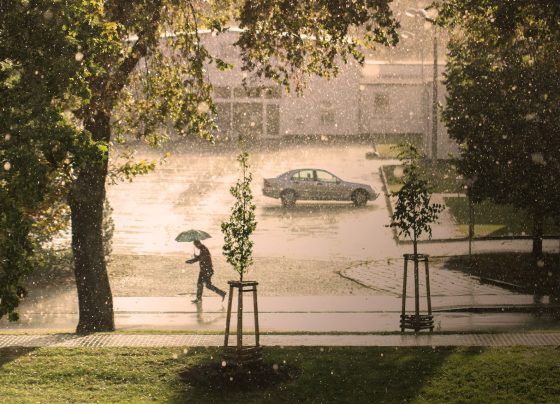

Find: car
<box><xmin>262</xmin><ymin>168</ymin><xmax>378</xmax><ymax>207</ymax></box>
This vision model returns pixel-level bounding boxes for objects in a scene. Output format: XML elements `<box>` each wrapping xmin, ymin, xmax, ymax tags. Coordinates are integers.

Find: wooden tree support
<box><xmin>400</xmin><ymin>253</ymin><xmax>434</xmax><ymax>333</ymax></box>
<box><xmin>223</xmin><ymin>280</ymin><xmax>262</xmax><ymax>366</ymax></box>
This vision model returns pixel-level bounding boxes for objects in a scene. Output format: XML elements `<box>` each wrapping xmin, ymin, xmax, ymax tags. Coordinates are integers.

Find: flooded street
<box><xmin>107</xmin><ymin>141</ymin><xmax>399</xmax><ymax>260</ymax></box>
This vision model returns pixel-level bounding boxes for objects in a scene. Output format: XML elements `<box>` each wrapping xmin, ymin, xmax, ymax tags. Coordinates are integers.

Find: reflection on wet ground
<box><xmin>106</xmin><ymin>142</ymin><xmax>398</xmax><ymax>260</ymax></box>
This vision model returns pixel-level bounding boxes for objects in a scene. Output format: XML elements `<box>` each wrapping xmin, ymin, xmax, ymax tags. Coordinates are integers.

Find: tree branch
<box><xmin>95</xmin><ymin>0</ymin><xmax>163</xmax><ymax>114</ymax></box>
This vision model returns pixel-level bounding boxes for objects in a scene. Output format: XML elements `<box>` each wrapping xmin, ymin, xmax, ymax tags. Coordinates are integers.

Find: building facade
<box><xmin>202</xmin><ymin>31</ymin><xmax>457</xmax><ymax>158</ymax></box>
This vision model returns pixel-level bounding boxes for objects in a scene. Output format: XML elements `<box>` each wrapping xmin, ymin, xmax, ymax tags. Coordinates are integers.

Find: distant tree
<box><xmin>1</xmin><ymin>0</ymin><xmax>398</xmax><ymax>332</ymax></box>
<box><xmin>439</xmin><ymin>0</ymin><xmax>560</xmax><ymax>257</ymax></box>
<box><xmin>389</xmin><ymin>143</ymin><xmax>444</xmax><ymax>255</ymax></box>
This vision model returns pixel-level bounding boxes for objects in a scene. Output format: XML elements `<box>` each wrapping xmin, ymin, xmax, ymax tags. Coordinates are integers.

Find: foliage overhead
<box><xmin>236</xmin><ymin>0</ymin><xmax>399</xmax><ymax>93</ymax></box>
<box><xmin>0</xmin><ymin>1</ymin><xmax>87</xmax><ymax>320</ymax></box>
<box><xmin>0</xmin><ymin>0</ymin><xmax>399</xmax><ymax>326</ymax></box>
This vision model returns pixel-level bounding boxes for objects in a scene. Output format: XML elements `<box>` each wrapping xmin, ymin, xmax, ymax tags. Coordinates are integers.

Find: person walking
<box><xmin>186</xmin><ymin>239</ymin><xmax>226</xmax><ymax>303</ymax></box>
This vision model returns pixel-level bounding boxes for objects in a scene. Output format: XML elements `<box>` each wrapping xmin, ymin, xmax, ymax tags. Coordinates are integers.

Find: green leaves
<box><xmin>388</xmin><ymin>144</ymin><xmax>444</xmax><ymax>249</ymax></box>
<box><xmin>221</xmin><ymin>151</ymin><xmax>257</xmax><ymax>279</ymax></box>
<box><xmin>440</xmin><ymin>0</ymin><xmax>560</xmax><ymax>220</ymax></box>
<box><xmin>235</xmin><ymin>0</ymin><xmax>399</xmax><ymax>93</ymax></box>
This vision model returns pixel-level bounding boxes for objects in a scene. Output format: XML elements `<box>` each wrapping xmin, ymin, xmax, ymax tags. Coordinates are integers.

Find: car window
<box><xmin>316</xmin><ymin>170</ymin><xmax>338</xmax><ymax>183</ymax></box>
<box><xmin>292</xmin><ymin>170</ymin><xmax>315</xmax><ymax>181</ymax></box>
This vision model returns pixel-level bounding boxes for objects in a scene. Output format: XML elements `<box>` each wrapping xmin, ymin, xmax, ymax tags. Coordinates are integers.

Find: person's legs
<box><xmin>194</xmin><ymin>272</ymin><xmax>204</xmax><ymax>301</ymax></box>
<box><xmin>203</xmin><ymin>275</ymin><xmax>226</xmax><ymax>298</ymax></box>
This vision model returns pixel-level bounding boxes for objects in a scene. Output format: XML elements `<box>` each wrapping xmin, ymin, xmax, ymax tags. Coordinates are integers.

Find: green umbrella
<box><xmin>175</xmin><ymin>230</ymin><xmax>211</xmax><ymax>242</ymax></box>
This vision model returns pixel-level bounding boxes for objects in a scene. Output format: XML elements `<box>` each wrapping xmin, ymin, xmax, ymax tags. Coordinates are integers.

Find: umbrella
<box><xmin>175</xmin><ymin>230</ymin><xmax>211</xmax><ymax>242</ymax></box>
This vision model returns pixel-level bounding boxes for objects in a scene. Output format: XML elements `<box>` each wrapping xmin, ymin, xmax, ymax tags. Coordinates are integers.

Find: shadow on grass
<box><xmin>0</xmin><ymin>347</ymin><xmax>36</xmax><ymax>368</ymax></box>
<box><xmin>172</xmin><ymin>347</ymin><xmax>455</xmax><ymax>402</ymax></box>
<box><xmin>178</xmin><ymin>360</ymin><xmax>299</xmax><ymax>393</ymax></box>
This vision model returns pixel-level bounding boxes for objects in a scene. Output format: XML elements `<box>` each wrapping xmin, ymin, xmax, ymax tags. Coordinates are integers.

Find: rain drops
<box><xmin>197</xmin><ymin>101</ymin><xmax>209</xmax><ymax>114</ymax></box>
<box><xmin>524</xmin><ymin>113</ymin><xmax>536</xmax><ymax>121</ymax></box>
<box><xmin>4</xmin><ymin>134</ymin><xmax>10</xmax><ymax>141</ymax></box>
<box><xmin>531</xmin><ymin>152</ymin><xmax>545</xmax><ymax>165</ymax></box>
<box><xmin>3</xmin><ymin>161</ymin><xmax>11</xmax><ymax>171</ymax></box>
<box><xmin>393</xmin><ymin>166</ymin><xmax>404</xmax><ymax>178</ymax></box>
<box><xmin>43</xmin><ymin>9</ymin><xmax>53</xmax><ymax>20</ymax></box>
<box><xmin>272</xmin><ymin>363</ymin><xmax>279</xmax><ymax>371</ymax></box>
<box><xmin>75</xmin><ymin>52</ymin><xmax>84</xmax><ymax>62</ymax></box>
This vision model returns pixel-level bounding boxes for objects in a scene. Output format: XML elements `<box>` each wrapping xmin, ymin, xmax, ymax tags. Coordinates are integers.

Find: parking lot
<box><xmin>107</xmin><ymin>141</ymin><xmax>400</xmax><ymax>260</ymax></box>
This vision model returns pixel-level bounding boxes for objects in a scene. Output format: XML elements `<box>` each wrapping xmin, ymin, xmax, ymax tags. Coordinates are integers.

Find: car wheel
<box><xmin>281</xmin><ymin>190</ymin><xmax>297</xmax><ymax>207</ymax></box>
<box><xmin>352</xmin><ymin>189</ymin><xmax>368</xmax><ymax>207</ymax></box>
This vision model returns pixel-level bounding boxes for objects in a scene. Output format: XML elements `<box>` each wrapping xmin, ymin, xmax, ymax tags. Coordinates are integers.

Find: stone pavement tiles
<box><xmin>342</xmin><ymin>258</ymin><xmax>514</xmax><ymax>298</ymax></box>
<box><xmin>1</xmin><ymin>333</ymin><xmax>560</xmax><ymax>348</ymax></box>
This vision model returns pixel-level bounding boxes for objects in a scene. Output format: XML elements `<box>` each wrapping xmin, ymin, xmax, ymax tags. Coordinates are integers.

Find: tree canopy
<box><xmin>439</xmin><ymin>0</ymin><xmax>560</xmax><ymax>255</ymax></box>
<box><xmin>0</xmin><ymin>1</ymin><xmax>87</xmax><ymax>320</ymax></box>
<box><xmin>1</xmin><ymin>0</ymin><xmax>399</xmax><ymax>331</ymax></box>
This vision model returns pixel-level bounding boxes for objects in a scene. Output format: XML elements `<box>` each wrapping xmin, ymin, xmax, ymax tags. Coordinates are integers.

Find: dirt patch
<box><xmin>179</xmin><ymin>360</ymin><xmax>299</xmax><ymax>392</ymax></box>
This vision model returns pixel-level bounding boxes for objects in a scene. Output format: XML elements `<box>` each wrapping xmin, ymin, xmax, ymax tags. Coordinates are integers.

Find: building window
<box><xmin>319</xmin><ymin>100</ymin><xmax>335</xmax><ymax>126</ymax></box>
<box><xmin>373</xmin><ymin>93</ymin><xmax>390</xmax><ymax>113</ymax></box>
<box><xmin>263</xmin><ymin>86</ymin><xmax>282</xmax><ymax>99</ymax></box>
<box><xmin>232</xmin><ymin>103</ymin><xmax>263</xmax><ymax>140</ymax></box>
<box><xmin>266</xmin><ymin>104</ymin><xmax>280</xmax><ymax>136</ymax></box>
<box><xmin>214</xmin><ymin>86</ymin><xmax>232</xmax><ymax>99</ymax></box>
<box><xmin>214</xmin><ymin>102</ymin><xmax>231</xmax><ymax>138</ymax></box>
<box><xmin>233</xmin><ymin>86</ymin><xmax>282</xmax><ymax>99</ymax></box>
<box><xmin>320</xmin><ymin>112</ymin><xmax>335</xmax><ymax>125</ymax></box>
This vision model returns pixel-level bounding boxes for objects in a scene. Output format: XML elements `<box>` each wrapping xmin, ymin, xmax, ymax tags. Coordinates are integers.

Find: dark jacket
<box><xmin>186</xmin><ymin>244</ymin><xmax>214</xmax><ymax>277</ymax></box>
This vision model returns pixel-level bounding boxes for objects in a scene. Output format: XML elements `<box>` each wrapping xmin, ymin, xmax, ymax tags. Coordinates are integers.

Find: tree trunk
<box><xmin>532</xmin><ymin>211</ymin><xmax>544</xmax><ymax>259</ymax></box>
<box><xmin>68</xmin><ymin>111</ymin><xmax>114</xmax><ymax>333</ymax></box>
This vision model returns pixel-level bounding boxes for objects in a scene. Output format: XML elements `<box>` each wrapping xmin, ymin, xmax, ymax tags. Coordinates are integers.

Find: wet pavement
<box><xmin>343</xmin><ymin>258</ymin><xmax>518</xmax><ymax>297</ymax></box>
<box><xmin>5</xmin><ymin>141</ymin><xmax>559</xmax><ymax>335</ymax></box>
<box><xmin>106</xmin><ymin>143</ymin><xmax>400</xmax><ymax>260</ymax></box>
<box><xmin>3</xmin><ymin>295</ymin><xmax>559</xmax><ymax>334</ymax></box>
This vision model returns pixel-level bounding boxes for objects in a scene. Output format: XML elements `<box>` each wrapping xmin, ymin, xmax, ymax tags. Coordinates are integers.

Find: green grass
<box><xmin>2</xmin><ymin>346</ymin><xmax>560</xmax><ymax>403</ymax></box>
<box><xmin>445</xmin><ymin>197</ymin><xmax>560</xmax><ymax>237</ymax></box>
<box><xmin>445</xmin><ymin>253</ymin><xmax>560</xmax><ymax>295</ymax></box>
<box><xmin>375</xmin><ymin>144</ymin><xmax>402</xmax><ymax>158</ymax></box>
<box><xmin>382</xmin><ymin>161</ymin><xmax>465</xmax><ymax>194</ymax></box>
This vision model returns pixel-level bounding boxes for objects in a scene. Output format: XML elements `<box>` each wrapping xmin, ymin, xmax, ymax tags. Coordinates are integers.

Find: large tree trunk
<box><xmin>532</xmin><ymin>211</ymin><xmax>544</xmax><ymax>259</ymax></box>
<box><xmin>68</xmin><ymin>111</ymin><xmax>114</xmax><ymax>333</ymax></box>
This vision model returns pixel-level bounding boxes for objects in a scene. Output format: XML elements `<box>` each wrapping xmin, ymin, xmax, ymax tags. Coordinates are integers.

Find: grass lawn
<box><xmin>382</xmin><ymin>161</ymin><xmax>465</xmax><ymax>194</ymax></box>
<box><xmin>2</xmin><ymin>346</ymin><xmax>560</xmax><ymax>403</ymax></box>
<box><xmin>374</xmin><ymin>144</ymin><xmax>402</xmax><ymax>159</ymax></box>
<box><xmin>444</xmin><ymin>197</ymin><xmax>560</xmax><ymax>237</ymax></box>
<box><xmin>445</xmin><ymin>253</ymin><xmax>560</xmax><ymax>295</ymax></box>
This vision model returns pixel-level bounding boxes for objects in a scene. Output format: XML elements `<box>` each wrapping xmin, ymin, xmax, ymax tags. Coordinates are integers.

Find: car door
<box><xmin>289</xmin><ymin>169</ymin><xmax>316</xmax><ymax>199</ymax></box>
<box><xmin>314</xmin><ymin>170</ymin><xmax>343</xmax><ymax>200</ymax></box>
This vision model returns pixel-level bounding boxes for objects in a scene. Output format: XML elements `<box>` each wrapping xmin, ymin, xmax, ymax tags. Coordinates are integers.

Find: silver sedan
<box><xmin>263</xmin><ymin>168</ymin><xmax>378</xmax><ymax>207</ymax></box>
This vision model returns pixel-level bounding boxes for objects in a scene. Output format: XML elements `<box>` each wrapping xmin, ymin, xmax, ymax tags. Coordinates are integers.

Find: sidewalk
<box><xmin>1</xmin><ymin>332</ymin><xmax>560</xmax><ymax>348</ymax></box>
<box><xmin>2</xmin><ymin>295</ymin><xmax>559</xmax><ymax>334</ymax></box>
